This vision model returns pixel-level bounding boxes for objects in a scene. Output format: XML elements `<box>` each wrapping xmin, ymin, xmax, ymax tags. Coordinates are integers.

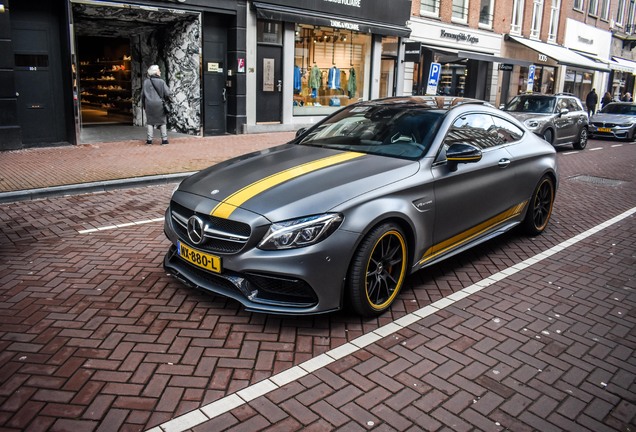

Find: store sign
<box><xmin>263</xmin><ymin>58</ymin><xmax>275</xmax><ymax>92</ymax></box>
<box><xmin>207</xmin><ymin>62</ymin><xmax>219</xmax><ymax>72</ymax></box>
<box><xmin>426</xmin><ymin>62</ymin><xmax>441</xmax><ymax>95</ymax></box>
<box><xmin>404</xmin><ymin>42</ymin><xmax>422</xmax><ymax>62</ymax></box>
<box><xmin>329</xmin><ymin>20</ymin><xmax>360</xmax><ymax>31</ymax></box>
<box><xmin>237</xmin><ymin>58</ymin><xmax>245</xmax><ymax>73</ymax></box>
<box><xmin>538</xmin><ymin>54</ymin><xmax>548</xmax><ymax>62</ymax></box>
<box><xmin>498</xmin><ymin>63</ymin><xmax>513</xmax><ymax>71</ymax></box>
<box><xmin>440</xmin><ymin>29</ymin><xmax>479</xmax><ymax>44</ymax></box>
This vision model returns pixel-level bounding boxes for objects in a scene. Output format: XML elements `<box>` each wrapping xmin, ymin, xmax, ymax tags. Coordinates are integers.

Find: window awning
<box><xmin>611</xmin><ymin>57</ymin><xmax>636</xmax><ymax>74</ymax></box>
<box><xmin>506</xmin><ymin>35</ymin><xmax>610</xmax><ymax>72</ymax></box>
<box><xmin>457</xmin><ymin>50</ymin><xmax>534</xmax><ymax>67</ymax></box>
<box><xmin>252</xmin><ymin>2</ymin><xmax>411</xmax><ymax>37</ymax></box>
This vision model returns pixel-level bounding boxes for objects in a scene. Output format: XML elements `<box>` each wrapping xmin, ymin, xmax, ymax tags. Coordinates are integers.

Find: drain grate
<box><xmin>569</xmin><ymin>175</ymin><xmax>626</xmax><ymax>186</ymax></box>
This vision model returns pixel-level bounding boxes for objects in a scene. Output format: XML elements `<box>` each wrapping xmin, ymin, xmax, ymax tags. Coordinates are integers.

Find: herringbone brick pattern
<box><xmin>0</xmin><ymin>140</ymin><xmax>634</xmax><ymax>431</ymax></box>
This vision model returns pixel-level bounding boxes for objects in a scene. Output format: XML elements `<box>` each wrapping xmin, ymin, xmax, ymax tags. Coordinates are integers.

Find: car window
<box><xmin>600</xmin><ymin>103</ymin><xmax>636</xmax><ymax>115</ymax></box>
<box><xmin>492</xmin><ymin>116</ymin><xmax>524</xmax><ymax>143</ymax></box>
<box><xmin>504</xmin><ymin>96</ymin><xmax>555</xmax><ymax>113</ymax></box>
<box><xmin>298</xmin><ymin>105</ymin><xmax>443</xmax><ymax>160</ymax></box>
<box><xmin>557</xmin><ymin>98</ymin><xmax>568</xmax><ymax>111</ymax></box>
<box><xmin>566</xmin><ymin>98</ymin><xmax>581</xmax><ymax>112</ymax></box>
<box><xmin>442</xmin><ymin>113</ymin><xmax>504</xmax><ymax>150</ymax></box>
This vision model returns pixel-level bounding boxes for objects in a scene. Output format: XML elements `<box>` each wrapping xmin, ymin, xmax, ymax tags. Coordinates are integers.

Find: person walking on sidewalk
<box><xmin>585</xmin><ymin>88</ymin><xmax>598</xmax><ymax>117</ymax></box>
<box><xmin>142</xmin><ymin>65</ymin><xmax>172</xmax><ymax>145</ymax></box>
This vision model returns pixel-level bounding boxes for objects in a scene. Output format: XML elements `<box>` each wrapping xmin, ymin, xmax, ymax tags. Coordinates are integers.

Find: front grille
<box><xmin>592</xmin><ymin>122</ymin><xmax>618</xmax><ymax>128</ymax></box>
<box><xmin>170</xmin><ymin>200</ymin><xmax>251</xmax><ymax>254</ymax></box>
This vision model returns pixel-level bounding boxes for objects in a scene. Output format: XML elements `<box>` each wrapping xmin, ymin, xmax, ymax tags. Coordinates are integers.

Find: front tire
<box><xmin>573</xmin><ymin>127</ymin><xmax>588</xmax><ymax>150</ymax></box>
<box><xmin>522</xmin><ymin>176</ymin><xmax>555</xmax><ymax>236</ymax></box>
<box><xmin>348</xmin><ymin>223</ymin><xmax>408</xmax><ymax>317</ymax></box>
<box><xmin>543</xmin><ymin>129</ymin><xmax>554</xmax><ymax>145</ymax></box>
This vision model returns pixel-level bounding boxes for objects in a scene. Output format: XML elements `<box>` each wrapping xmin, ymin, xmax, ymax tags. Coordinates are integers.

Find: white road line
<box><xmin>78</xmin><ymin>217</ymin><xmax>164</xmax><ymax>234</ymax></box>
<box><xmin>148</xmin><ymin>207</ymin><xmax>636</xmax><ymax>432</ymax></box>
<box><xmin>611</xmin><ymin>144</ymin><xmax>623</xmax><ymax>147</ymax></box>
<box><xmin>589</xmin><ymin>147</ymin><xmax>603</xmax><ymax>151</ymax></box>
<box><xmin>562</xmin><ymin>151</ymin><xmax>579</xmax><ymax>155</ymax></box>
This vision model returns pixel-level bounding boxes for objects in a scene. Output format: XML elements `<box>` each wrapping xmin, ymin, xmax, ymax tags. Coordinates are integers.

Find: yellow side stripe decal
<box><xmin>418</xmin><ymin>200</ymin><xmax>528</xmax><ymax>266</ymax></box>
<box><xmin>211</xmin><ymin>152</ymin><xmax>365</xmax><ymax>218</ymax></box>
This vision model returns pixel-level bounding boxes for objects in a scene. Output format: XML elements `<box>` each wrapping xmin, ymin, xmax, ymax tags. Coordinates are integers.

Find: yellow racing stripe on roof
<box><xmin>211</xmin><ymin>152</ymin><xmax>364</xmax><ymax>219</ymax></box>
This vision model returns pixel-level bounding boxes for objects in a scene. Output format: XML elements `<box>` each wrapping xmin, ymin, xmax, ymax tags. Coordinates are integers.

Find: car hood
<box><xmin>505</xmin><ymin>112</ymin><xmax>553</xmax><ymax>122</ymax></box>
<box><xmin>591</xmin><ymin>113</ymin><xmax>636</xmax><ymax>124</ymax></box>
<box><xmin>178</xmin><ymin>143</ymin><xmax>420</xmax><ymax>221</ymax></box>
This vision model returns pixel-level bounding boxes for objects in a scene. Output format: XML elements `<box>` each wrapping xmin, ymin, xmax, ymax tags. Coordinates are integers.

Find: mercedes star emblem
<box><xmin>187</xmin><ymin>215</ymin><xmax>206</xmax><ymax>245</ymax></box>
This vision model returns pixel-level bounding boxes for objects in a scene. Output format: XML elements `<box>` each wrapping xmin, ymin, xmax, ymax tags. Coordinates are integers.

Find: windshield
<box><xmin>297</xmin><ymin>105</ymin><xmax>443</xmax><ymax>160</ymax></box>
<box><xmin>599</xmin><ymin>103</ymin><xmax>636</xmax><ymax>115</ymax></box>
<box><xmin>504</xmin><ymin>96</ymin><xmax>556</xmax><ymax>114</ymax></box>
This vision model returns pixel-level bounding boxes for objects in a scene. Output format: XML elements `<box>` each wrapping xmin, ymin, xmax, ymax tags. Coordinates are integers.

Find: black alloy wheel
<box><xmin>522</xmin><ymin>176</ymin><xmax>555</xmax><ymax>236</ymax></box>
<box><xmin>348</xmin><ymin>223</ymin><xmax>408</xmax><ymax>316</ymax></box>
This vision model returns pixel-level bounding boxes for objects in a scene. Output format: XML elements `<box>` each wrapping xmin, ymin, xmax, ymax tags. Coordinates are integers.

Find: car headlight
<box><xmin>259</xmin><ymin>213</ymin><xmax>343</xmax><ymax>250</ymax></box>
<box><xmin>524</xmin><ymin>119</ymin><xmax>543</xmax><ymax>130</ymax></box>
<box><xmin>618</xmin><ymin>122</ymin><xmax>635</xmax><ymax>128</ymax></box>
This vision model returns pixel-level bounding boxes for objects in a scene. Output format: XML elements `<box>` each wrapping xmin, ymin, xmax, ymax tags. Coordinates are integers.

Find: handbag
<box><xmin>149</xmin><ymin>78</ymin><xmax>170</xmax><ymax>114</ymax></box>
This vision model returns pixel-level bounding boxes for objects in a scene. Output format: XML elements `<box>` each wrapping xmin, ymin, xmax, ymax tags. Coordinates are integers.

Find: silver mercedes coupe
<box><xmin>163</xmin><ymin>96</ymin><xmax>557</xmax><ymax>316</ymax></box>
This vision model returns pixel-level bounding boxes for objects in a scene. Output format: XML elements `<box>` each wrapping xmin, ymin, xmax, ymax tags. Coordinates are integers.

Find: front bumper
<box><xmin>589</xmin><ymin>124</ymin><xmax>634</xmax><ymax>140</ymax></box>
<box><xmin>163</xmin><ymin>210</ymin><xmax>360</xmax><ymax>315</ymax></box>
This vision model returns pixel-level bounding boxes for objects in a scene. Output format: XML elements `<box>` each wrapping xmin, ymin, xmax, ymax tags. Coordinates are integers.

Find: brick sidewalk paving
<box><xmin>0</xmin><ymin>132</ymin><xmax>295</xmax><ymax>193</ymax></box>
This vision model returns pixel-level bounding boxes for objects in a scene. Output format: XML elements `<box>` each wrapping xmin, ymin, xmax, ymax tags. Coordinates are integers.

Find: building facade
<box><xmin>406</xmin><ymin>0</ymin><xmax>636</xmax><ymax>107</ymax></box>
<box><xmin>0</xmin><ymin>0</ymin><xmax>412</xmax><ymax>149</ymax></box>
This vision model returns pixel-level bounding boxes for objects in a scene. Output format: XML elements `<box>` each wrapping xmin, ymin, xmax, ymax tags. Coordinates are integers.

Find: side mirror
<box><xmin>559</xmin><ymin>108</ymin><xmax>569</xmax><ymax>116</ymax></box>
<box><xmin>295</xmin><ymin>127</ymin><xmax>307</xmax><ymax>138</ymax></box>
<box><xmin>499</xmin><ymin>104</ymin><xmax>505</xmax><ymax>109</ymax></box>
<box><xmin>446</xmin><ymin>142</ymin><xmax>482</xmax><ymax>172</ymax></box>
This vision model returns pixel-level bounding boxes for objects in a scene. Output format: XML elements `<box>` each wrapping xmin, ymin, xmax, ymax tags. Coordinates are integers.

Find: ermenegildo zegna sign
<box><xmin>259</xmin><ymin>0</ymin><xmax>411</xmax><ymax>26</ymax></box>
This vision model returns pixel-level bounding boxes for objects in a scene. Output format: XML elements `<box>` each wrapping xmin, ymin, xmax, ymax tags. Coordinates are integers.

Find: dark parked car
<box><xmin>589</xmin><ymin>102</ymin><xmax>636</xmax><ymax>140</ymax></box>
<box><xmin>163</xmin><ymin>96</ymin><xmax>558</xmax><ymax>316</ymax></box>
<box><xmin>502</xmin><ymin>93</ymin><xmax>589</xmax><ymax>149</ymax></box>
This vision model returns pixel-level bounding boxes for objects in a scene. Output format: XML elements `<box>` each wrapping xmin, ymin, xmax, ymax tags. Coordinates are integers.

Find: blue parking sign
<box><xmin>426</xmin><ymin>62</ymin><xmax>441</xmax><ymax>95</ymax></box>
<box><xmin>526</xmin><ymin>65</ymin><xmax>536</xmax><ymax>92</ymax></box>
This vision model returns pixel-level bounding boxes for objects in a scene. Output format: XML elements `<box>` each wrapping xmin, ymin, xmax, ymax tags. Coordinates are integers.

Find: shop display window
<box><xmin>293</xmin><ymin>24</ymin><xmax>370</xmax><ymax>115</ymax></box>
<box><xmin>514</xmin><ymin>65</ymin><xmax>556</xmax><ymax>95</ymax></box>
<box><xmin>563</xmin><ymin>69</ymin><xmax>592</xmax><ymax>101</ymax></box>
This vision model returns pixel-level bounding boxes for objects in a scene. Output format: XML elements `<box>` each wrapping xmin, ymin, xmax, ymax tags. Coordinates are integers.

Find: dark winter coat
<box><xmin>585</xmin><ymin>90</ymin><xmax>598</xmax><ymax>109</ymax></box>
<box><xmin>142</xmin><ymin>76</ymin><xmax>171</xmax><ymax>125</ymax></box>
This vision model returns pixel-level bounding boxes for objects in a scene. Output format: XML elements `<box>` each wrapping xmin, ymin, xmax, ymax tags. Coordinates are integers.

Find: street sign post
<box><xmin>526</xmin><ymin>64</ymin><xmax>536</xmax><ymax>93</ymax></box>
<box><xmin>426</xmin><ymin>62</ymin><xmax>441</xmax><ymax>95</ymax></box>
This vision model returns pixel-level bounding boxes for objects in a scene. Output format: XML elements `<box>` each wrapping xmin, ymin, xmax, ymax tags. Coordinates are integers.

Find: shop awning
<box><xmin>611</xmin><ymin>57</ymin><xmax>636</xmax><ymax>74</ymax></box>
<box><xmin>506</xmin><ymin>35</ymin><xmax>610</xmax><ymax>72</ymax></box>
<box><xmin>252</xmin><ymin>2</ymin><xmax>411</xmax><ymax>37</ymax></box>
<box><xmin>457</xmin><ymin>50</ymin><xmax>534</xmax><ymax>67</ymax></box>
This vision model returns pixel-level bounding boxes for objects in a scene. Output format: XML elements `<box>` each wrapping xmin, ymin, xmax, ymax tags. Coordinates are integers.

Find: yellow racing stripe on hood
<box><xmin>211</xmin><ymin>152</ymin><xmax>364</xmax><ymax>218</ymax></box>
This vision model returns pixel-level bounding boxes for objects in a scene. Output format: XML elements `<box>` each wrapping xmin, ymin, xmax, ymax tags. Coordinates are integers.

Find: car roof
<box><xmin>358</xmin><ymin>96</ymin><xmax>493</xmax><ymax>111</ymax></box>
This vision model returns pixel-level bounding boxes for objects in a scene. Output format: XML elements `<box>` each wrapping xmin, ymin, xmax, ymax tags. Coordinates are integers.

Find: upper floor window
<box><xmin>420</xmin><ymin>0</ymin><xmax>440</xmax><ymax>16</ymax></box>
<box><xmin>588</xmin><ymin>0</ymin><xmax>599</xmax><ymax>15</ymax></box>
<box><xmin>479</xmin><ymin>0</ymin><xmax>494</xmax><ymax>27</ymax></box>
<box><xmin>452</xmin><ymin>0</ymin><xmax>469</xmax><ymax>22</ymax></box>
<box><xmin>573</xmin><ymin>0</ymin><xmax>584</xmax><ymax>10</ymax></box>
<box><xmin>627</xmin><ymin>0</ymin><xmax>636</xmax><ymax>33</ymax></box>
<box><xmin>600</xmin><ymin>0</ymin><xmax>610</xmax><ymax>19</ymax></box>
<box><xmin>616</xmin><ymin>0</ymin><xmax>626</xmax><ymax>26</ymax></box>
<box><xmin>548</xmin><ymin>0</ymin><xmax>561</xmax><ymax>42</ymax></box>
<box><xmin>511</xmin><ymin>0</ymin><xmax>525</xmax><ymax>34</ymax></box>
<box><xmin>530</xmin><ymin>0</ymin><xmax>544</xmax><ymax>39</ymax></box>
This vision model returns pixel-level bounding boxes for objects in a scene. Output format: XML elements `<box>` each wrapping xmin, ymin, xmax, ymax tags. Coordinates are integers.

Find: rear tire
<box><xmin>522</xmin><ymin>176</ymin><xmax>555</xmax><ymax>236</ymax></box>
<box><xmin>573</xmin><ymin>127</ymin><xmax>588</xmax><ymax>150</ymax></box>
<box><xmin>347</xmin><ymin>223</ymin><xmax>408</xmax><ymax>317</ymax></box>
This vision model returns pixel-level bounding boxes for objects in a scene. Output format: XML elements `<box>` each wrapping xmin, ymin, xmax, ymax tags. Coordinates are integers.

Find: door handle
<box><xmin>498</xmin><ymin>158</ymin><xmax>511</xmax><ymax>168</ymax></box>
<box><xmin>222</xmin><ymin>88</ymin><xmax>226</xmax><ymax>103</ymax></box>
<box><xmin>277</xmin><ymin>80</ymin><xmax>282</xmax><ymax>92</ymax></box>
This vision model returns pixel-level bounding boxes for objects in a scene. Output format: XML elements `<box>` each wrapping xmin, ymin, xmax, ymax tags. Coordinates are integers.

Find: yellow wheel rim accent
<box><xmin>364</xmin><ymin>230</ymin><xmax>407</xmax><ymax>310</ymax></box>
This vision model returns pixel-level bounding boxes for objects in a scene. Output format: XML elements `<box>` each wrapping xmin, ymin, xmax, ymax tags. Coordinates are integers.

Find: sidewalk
<box><xmin>0</xmin><ymin>131</ymin><xmax>296</xmax><ymax>203</ymax></box>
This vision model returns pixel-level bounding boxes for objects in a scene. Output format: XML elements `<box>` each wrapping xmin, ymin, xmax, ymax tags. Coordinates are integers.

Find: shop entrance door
<box><xmin>12</xmin><ymin>22</ymin><xmax>66</xmax><ymax>144</ymax></box>
<box><xmin>380</xmin><ymin>58</ymin><xmax>396</xmax><ymax>98</ymax></box>
<box><xmin>256</xmin><ymin>45</ymin><xmax>282</xmax><ymax>123</ymax></box>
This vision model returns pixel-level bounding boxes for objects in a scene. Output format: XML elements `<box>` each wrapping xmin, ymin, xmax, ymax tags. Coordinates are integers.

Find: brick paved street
<box><xmin>0</xmin><ymin>139</ymin><xmax>634</xmax><ymax>431</ymax></box>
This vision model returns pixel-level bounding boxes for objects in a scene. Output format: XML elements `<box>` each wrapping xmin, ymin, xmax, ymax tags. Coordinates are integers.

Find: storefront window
<box><xmin>293</xmin><ymin>24</ymin><xmax>370</xmax><ymax>116</ymax></box>
<box><xmin>258</xmin><ymin>21</ymin><xmax>282</xmax><ymax>44</ymax></box>
<box><xmin>438</xmin><ymin>64</ymin><xmax>466</xmax><ymax>96</ymax></box>
<box><xmin>563</xmin><ymin>69</ymin><xmax>592</xmax><ymax>101</ymax></box>
<box><xmin>380</xmin><ymin>36</ymin><xmax>398</xmax><ymax>98</ymax></box>
<box><xmin>514</xmin><ymin>65</ymin><xmax>555</xmax><ymax>94</ymax></box>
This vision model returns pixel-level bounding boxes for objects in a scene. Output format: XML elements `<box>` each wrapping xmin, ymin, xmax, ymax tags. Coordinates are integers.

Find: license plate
<box><xmin>177</xmin><ymin>241</ymin><xmax>222</xmax><ymax>273</ymax></box>
<box><xmin>598</xmin><ymin>127</ymin><xmax>612</xmax><ymax>132</ymax></box>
